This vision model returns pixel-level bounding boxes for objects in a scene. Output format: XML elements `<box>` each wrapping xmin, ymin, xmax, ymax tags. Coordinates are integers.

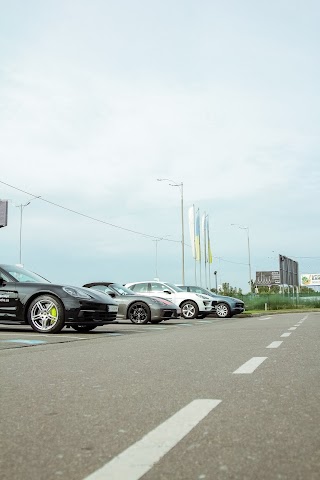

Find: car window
<box><xmin>92</xmin><ymin>285</ymin><xmax>114</xmax><ymax>295</ymax></box>
<box><xmin>0</xmin><ymin>271</ymin><xmax>11</xmax><ymax>282</ymax></box>
<box><xmin>151</xmin><ymin>282</ymin><xmax>172</xmax><ymax>292</ymax></box>
<box><xmin>111</xmin><ymin>284</ymin><xmax>135</xmax><ymax>295</ymax></box>
<box><xmin>190</xmin><ymin>286</ymin><xmax>205</xmax><ymax>294</ymax></box>
<box><xmin>130</xmin><ymin>283</ymin><xmax>149</xmax><ymax>293</ymax></box>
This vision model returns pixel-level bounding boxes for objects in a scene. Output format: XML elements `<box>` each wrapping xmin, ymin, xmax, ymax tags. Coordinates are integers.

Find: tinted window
<box><xmin>151</xmin><ymin>282</ymin><xmax>172</xmax><ymax>292</ymax></box>
<box><xmin>130</xmin><ymin>283</ymin><xmax>149</xmax><ymax>293</ymax></box>
<box><xmin>91</xmin><ymin>285</ymin><xmax>114</xmax><ymax>295</ymax></box>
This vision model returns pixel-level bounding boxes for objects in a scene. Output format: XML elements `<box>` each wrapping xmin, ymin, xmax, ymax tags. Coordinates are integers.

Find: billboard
<box><xmin>0</xmin><ymin>200</ymin><xmax>8</xmax><ymax>228</ymax></box>
<box><xmin>301</xmin><ymin>274</ymin><xmax>320</xmax><ymax>287</ymax></box>
<box><xmin>256</xmin><ymin>271</ymin><xmax>280</xmax><ymax>286</ymax></box>
<box><xmin>279</xmin><ymin>255</ymin><xmax>299</xmax><ymax>287</ymax></box>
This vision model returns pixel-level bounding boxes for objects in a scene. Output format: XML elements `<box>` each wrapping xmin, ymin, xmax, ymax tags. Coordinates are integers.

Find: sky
<box><xmin>0</xmin><ymin>0</ymin><xmax>319</xmax><ymax>293</ymax></box>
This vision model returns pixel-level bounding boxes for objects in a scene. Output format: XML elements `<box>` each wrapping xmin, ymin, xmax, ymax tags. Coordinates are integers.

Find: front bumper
<box><xmin>159</xmin><ymin>307</ymin><xmax>181</xmax><ymax>320</ymax></box>
<box><xmin>63</xmin><ymin>298</ymin><xmax>118</xmax><ymax>325</ymax></box>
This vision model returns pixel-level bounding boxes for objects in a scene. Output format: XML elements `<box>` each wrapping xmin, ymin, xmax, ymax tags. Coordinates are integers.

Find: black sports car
<box><xmin>83</xmin><ymin>282</ymin><xmax>181</xmax><ymax>324</ymax></box>
<box><xmin>0</xmin><ymin>264</ymin><xmax>119</xmax><ymax>334</ymax></box>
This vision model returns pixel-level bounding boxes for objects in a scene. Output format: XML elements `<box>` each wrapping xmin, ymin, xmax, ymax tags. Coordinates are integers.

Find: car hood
<box><xmin>212</xmin><ymin>294</ymin><xmax>244</xmax><ymax>303</ymax></box>
<box><xmin>172</xmin><ymin>291</ymin><xmax>211</xmax><ymax>301</ymax></box>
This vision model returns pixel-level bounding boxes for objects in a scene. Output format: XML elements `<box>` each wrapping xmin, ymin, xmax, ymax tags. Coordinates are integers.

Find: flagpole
<box><xmin>203</xmin><ymin>212</ymin><xmax>207</xmax><ymax>288</ymax></box>
<box><xmin>193</xmin><ymin>205</ymin><xmax>197</xmax><ymax>284</ymax></box>
<box><xmin>198</xmin><ymin>208</ymin><xmax>202</xmax><ymax>287</ymax></box>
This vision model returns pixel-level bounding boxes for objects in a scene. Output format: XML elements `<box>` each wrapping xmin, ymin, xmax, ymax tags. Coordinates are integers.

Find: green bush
<box><xmin>242</xmin><ymin>294</ymin><xmax>320</xmax><ymax>311</ymax></box>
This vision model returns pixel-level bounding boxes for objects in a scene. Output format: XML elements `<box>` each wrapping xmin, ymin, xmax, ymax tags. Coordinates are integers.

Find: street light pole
<box><xmin>214</xmin><ymin>270</ymin><xmax>218</xmax><ymax>292</ymax></box>
<box><xmin>157</xmin><ymin>179</ymin><xmax>185</xmax><ymax>285</ymax></box>
<box><xmin>152</xmin><ymin>235</ymin><xmax>170</xmax><ymax>278</ymax></box>
<box><xmin>16</xmin><ymin>196</ymin><xmax>41</xmax><ymax>265</ymax></box>
<box><xmin>231</xmin><ymin>224</ymin><xmax>252</xmax><ymax>293</ymax></box>
<box><xmin>17</xmin><ymin>201</ymin><xmax>30</xmax><ymax>264</ymax></box>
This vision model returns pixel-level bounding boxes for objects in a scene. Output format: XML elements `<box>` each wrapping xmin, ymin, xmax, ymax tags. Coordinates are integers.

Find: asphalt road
<box><xmin>1</xmin><ymin>313</ymin><xmax>319</xmax><ymax>480</ymax></box>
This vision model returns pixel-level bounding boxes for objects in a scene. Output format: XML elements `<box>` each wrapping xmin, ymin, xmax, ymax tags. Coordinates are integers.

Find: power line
<box><xmin>0</xmin><ymin>179</ymin><xmax>181</xmax><ymax>243</ymax></box>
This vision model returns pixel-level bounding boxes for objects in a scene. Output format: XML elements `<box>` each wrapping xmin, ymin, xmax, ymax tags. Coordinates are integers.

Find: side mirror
<box><xmin>108</xmin><ymin>292</ymin><xmax>116</xmax><ymax>298</ymax></box>
<box><xmin>163</xmin><ymin>290</ymin><xmax>172</xmax><ymax>294</ymax></box>
<box><xmin>0</xmin><ymin>278</ymin><xmax>5</xmax><ymax>287</ymax></box>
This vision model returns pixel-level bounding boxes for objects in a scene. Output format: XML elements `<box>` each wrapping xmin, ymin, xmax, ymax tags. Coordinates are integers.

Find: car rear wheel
<box><xmin>215</xmin><ymin>302</ymin><xmax>231</xmax><ymax>318</ymax></box>
<box><xmin>128</xmin><ymin>302</ymin><xmax>151</xmax><ymax>324</ymax></box>
<box><xmin>27</xmin><ymin>295</ymin><xmax>65</xmax><ymax>333</ymax></box>
<box><xmin>180</xmin><ymin>300</ymin><xmax>199</xmax><ymax>319</ymax></box>
<box><xmin>71</xmin><ymin>325</ymin><xmax>97</xmax><ymax>332</ymax></box>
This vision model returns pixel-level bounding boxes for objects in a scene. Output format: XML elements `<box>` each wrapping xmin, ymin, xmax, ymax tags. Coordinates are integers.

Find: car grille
<box><xmin>78</xmin><ymin>310</ymin><xmax>117</xmax><ymax>322</ymax></box>
<box><xmin>163</xmin><ymin>310</ymin><xmax>178</xmax><ymax>318</ymax></box>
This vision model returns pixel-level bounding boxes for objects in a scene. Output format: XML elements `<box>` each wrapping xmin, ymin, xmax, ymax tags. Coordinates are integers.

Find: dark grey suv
<box><xmin>176</xmin><ymin>285</ymin><xmax>245</xmax><ymax>318</ymax></box>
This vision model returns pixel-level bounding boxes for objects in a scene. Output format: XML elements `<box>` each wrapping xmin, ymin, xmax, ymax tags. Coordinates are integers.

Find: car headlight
<box><xmin>62</xmin><ymin>286</ymin><xmax>92</xmax><ymax>299</ymax></box>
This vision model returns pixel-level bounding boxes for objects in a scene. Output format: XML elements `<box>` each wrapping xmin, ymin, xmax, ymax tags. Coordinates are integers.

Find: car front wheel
<box><xmin>180</xmin><ymin>300</ymin><xmax>199</xmax><ymax>319</ymax></box>
<box><xmin>27</xmin><ymin>295</ymin><xmax>65</xmax><ymax>333</ymax></box>
<box><xmin>128</xmin><ymin>302</ymin><xmax>151</xmax><ymax>324</ymax></box>
<box><xmin>215</xmin><ymin>302</ymin><xmax>231</xmax><ymax>318</ymax></box>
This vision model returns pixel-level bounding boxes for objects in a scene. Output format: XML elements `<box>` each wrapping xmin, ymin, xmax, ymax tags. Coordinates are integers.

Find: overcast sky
<box><xmin>0</xmin><ymin>0</ymin><xmax>319</xmax><ymax>292</ymax></box>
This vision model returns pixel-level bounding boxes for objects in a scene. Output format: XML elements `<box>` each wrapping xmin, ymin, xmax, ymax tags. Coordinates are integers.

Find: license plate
<box><xmin>108</xmin><ymin>305</ymin><xmax>118</xmax><ymax>312</ymax></box>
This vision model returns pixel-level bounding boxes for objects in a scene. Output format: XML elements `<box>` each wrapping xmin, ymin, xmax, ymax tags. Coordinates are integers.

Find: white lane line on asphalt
<box><xmin>0</xmin><ymin>332</ymin><xmax>87</xmax><ymax>340</ymax></box>
<box><xmin>266</xmin><ymin>341</ymin><xmax>283</xmax><ymax>349</ymax></box>
<box><xmin>288</xmin><ymin>327</ymin><xmax>297</xmax><ymax>330</ymax></box>
<box><xmin>259</xmin><ymin>316</ymin><xmax>271</xmax><ymax>321</ymax></box>
<box><xmin>281</xmin><ymin>332</ymin><xmax>292</xmax><ymax>338</ymax></box>
<box><xmin>233</xmin><ymin>357</ymin><xmax>267</xmax><ymax>374</ymax></box>
<box><xmin>84</xmin><ymin>399</ymin><xmax>221</xmax><ymax>480</ymax></box>
<box><xmin>294</xmin><ymin>324</ymin><xmax>300</xmax><ymax>327</ymax></box>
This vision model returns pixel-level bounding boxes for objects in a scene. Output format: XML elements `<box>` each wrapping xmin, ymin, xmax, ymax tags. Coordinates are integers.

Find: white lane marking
<box><xmin>294</xmin><ymin>325</ymin><xmax>300</xmax><ymax>327</ymax></box>
<box><xmin>259</xmin><ymin>316</ymin><xmax>271</xmax><ymax>321</ymax></box>
<box><xmin>281</xmin><ymin>332</ymin><xmax>292</xmax><ymax>338</ymax></box>
<box><xmin>84</xmin><ymin>399</ymin><xmax>221</xmax><ymax>480</ymax></box>
<box><xmin>233</xmin><ymin>357</ymin><xmax>267</xmax><ymax>374</ymax></box>
<box><xmin>267</xmin><ymin>341</ymin><xmax>283</xmax><ymax>349</ymax></box>
<box><xmin>288</xmin><ymin>327</ymin><xmax>297</xmax><ymax>331</ymax></box>
<box><xmin>0</xmin><ymin>332</ymin><xmax>86</xmax><ymax>340</ymax></box>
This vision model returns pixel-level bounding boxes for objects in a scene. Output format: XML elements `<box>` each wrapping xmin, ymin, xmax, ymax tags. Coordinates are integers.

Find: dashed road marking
<box><xmin>266</xmin><ymin>341</ymin><xmax>283</xmax><ymax>349</ymax></box>
<box><xmin>2</xmin><ymin>339</ymin><xmax>47</xmax><ymax>345</ymax></box>
<box><xmin>259</xmin><ymin>316</ymin><xmax>271</xmax><ymax>321</ymax></box>
<box><xmin>281</xmin><ymin>332</ymin><xmax>292</xmax><ymax>338</ymax></box>
<box><xmin>288</xmin><ymin>327</ymin><xmax>297</xmax><ymax>331</ymax></box>
<box><xmin>233</xmin><ymin>357</ymin><xmax>268</xmax><ymax>374</ymax></box>
<box><xmin>84</xmin><ymin>399</ymin><xmax>221</xmax><ymax>480</ymax></box>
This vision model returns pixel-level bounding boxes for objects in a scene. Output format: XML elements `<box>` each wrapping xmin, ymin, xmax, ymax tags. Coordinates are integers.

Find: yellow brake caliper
<box><xmin>50</xmin><ymin>306</ymin><xmax>57</xmax><ymax>325</ymax></box>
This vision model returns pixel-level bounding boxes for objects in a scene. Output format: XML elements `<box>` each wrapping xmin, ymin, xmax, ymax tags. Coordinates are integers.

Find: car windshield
<box><xmin>1</xmin><ymin>264</ymin><xmax>50</xmax><ymax>283</ymax></box>
<box><xmin>164</xmin><ymin>282</ymin><xmax>183</xmax><ymax>292</ymax></box>
<box><xmin>111</xmin><ymin>283</ymin><xmax>136</xmax><ymax>295</ymax></box>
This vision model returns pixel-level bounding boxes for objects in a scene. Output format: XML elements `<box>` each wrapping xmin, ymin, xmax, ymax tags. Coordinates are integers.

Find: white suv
<box><xmin>125</xmin><ymin>281</ymin><xmax>213</xmax><ymax>319</ymax></box>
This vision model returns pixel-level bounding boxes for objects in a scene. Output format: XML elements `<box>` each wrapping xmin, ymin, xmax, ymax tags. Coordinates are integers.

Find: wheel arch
<box><xmin>126</xmin><ymin>300</ymin><xmax>151</xmax><ymax>319</ymax></box>
<box><xmin>23</xmin><ymin>291</ymin><xmax>65</xmax><ymax>323</ymax></box>
<box><xmin>179</xmin><ymin>298</ymin><xmax>199</xmax><ymax>309</ymax></box>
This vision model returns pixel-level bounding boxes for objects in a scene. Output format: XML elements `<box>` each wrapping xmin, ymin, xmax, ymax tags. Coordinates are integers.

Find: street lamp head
<box><xmin>231</xmin><ymin>223</ymin><xmax>248</xmax><ymax>230</ymax></box>
<box><xmin>157</xmin><ymin>178</ymin><xmax>182</xmax><ymax>187</ymax></box>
